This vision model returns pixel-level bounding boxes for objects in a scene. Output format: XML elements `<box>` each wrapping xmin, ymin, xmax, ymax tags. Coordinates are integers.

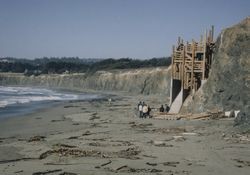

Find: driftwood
<box><xmin>45</xmin><ymin>163</ymin><xmax>78</xmax><ymax>165</ymax></box>
<box><xmin>39</xmin><ymin>147</ymin><xmax>141</xmax><ymax>160</ymax></box>
<box><xmin>51</xmin><ymin>119</ymin><xmax>65</xmax><ymax>122</ymax></box>
<box><xmin>0</xmin><ymin>158</ymin><xmax>37</xmax><ymax>164</ymax></box>
<box><xmin>101</xmin><ymin>160</ymin><xmax>112</xmax><ymax>167</ymax></box>
<box><xmin>142</xmin><ymin>154</ymin><xmax>158</xmax><ymax>158</ymax></box>
<box><xmin>109</xmin><ymin>166</ymin><xmax>163</xmax><ymax>173</ymax></box>
<box><xmin>53</xmin><ymin>143</ymin><xmax>77</xmax><ymax>148</ymax></box>
<box><xmin>0</xmin><ymin>136</ymin><xmax>16</xmax><ymax>140</ymax></box>
<box><xmin>118</xmin><ymin>147</ymin><xmax>141</xmax><ymax>159</ymax></box>
<box><xmin>116</xmin><ymin>165</ymin><xmax>128</xmax><ymax>171</ymax></box>
<box><xmin>146</xmin><ymin>162</ymin><xmax>157</xmax><ymax>166</ymax></box>
<box><xmin>82</xmin><ymin>130</ymin><xmax>92</xmax><ymax>136</ymax></box>
<box><xmin>67</xmin><ymin>136</ymin><xmax>80</xmax><ymax>140</ymax></box>
<box><xmin>14</xmin><ymin>170</ymin><xmax>24</xmax><ymax>174</ymax></box>
<box><xmin>59</xmin><ymin>172</ymin><xmax>77</xmax><ymax>175</ymax></box>
<box><xmin>233</xmin><ymin>159</ymin><xmax>250</xmax><ymax>167</ymax></box>
<box><xmin>162</xmin><ymin>161</ymin><xmax>180</xmax><ymax>167</ymax></box>
<box><xmin>185</xmin><ymin>113</ymin><xmax>212</xmax><ymax>120</ymax></box>
<box><xmin>153</xmin><ymin>113</ymin><xmax>182</xmax><ymax>120</ymax></box>
<box><xmin>39</xmin><ymin>148</ymin><xmax>102</xmax><ymax>159</ymax></box>
<box><xmin>28</xmin><ymin>136</ymin><xmax>46</xmax><ymax>142</ymax></box>
<box><xmin>32</xmin><ymin>169</ymin><xmax>62</xmax><ymax>175</ymax></box>
<box><xmin>153</xmin><ymin>112</ymin><xmax>226</xmax><ymax>120</ymax></box>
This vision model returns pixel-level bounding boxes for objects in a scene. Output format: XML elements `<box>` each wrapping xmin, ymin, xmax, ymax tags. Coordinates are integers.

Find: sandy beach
<box><xmin>0</xmin><ymin>93</ymin><xmax>250</xmax><ymax>175</ymax></box>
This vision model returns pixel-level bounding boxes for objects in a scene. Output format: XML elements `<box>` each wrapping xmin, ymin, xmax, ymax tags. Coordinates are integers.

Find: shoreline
<box><xmin>0</xmin><ymin>86</ymin><xmax>109</xmax><ymax>120</ymax></box>
<box><xmin>0</xmin><ymin>93</ymin><xmax>250</xmax><ymax>175</ymax></box>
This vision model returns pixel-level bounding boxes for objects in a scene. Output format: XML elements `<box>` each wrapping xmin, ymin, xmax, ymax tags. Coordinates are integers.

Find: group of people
<box><xmin>159</xmin><ymin>104</ymin><xmax>170</xmax><ymax>113</ymax></box>
<box><xmin>137</xmin><ymin>102</ymin><xmax>170</xmax><ymax>118</ymax></box>
<box><xmin>137</xmin><ymin>101</ymin><xmax>151</xmax><ymax>118</ymax></box>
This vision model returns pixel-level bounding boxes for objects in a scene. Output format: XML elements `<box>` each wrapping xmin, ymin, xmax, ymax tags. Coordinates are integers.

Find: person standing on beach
<box><xmin>147</xmin><ymin>105</ymin><xmax>151</xmax><ymax>118</ymax></box>
<box><xmin>159</xmin><ymin>105</ymin><xmax>164</xmax><ymax>112</ymax></box>
<box><xmin>108</xmin><ymin>98</ymin><xmax>112</xmax><ymax>105</ymax></box>
<box><xmin>138</xmin><ymin>101</ymin><xmax>142</xmax><ymax>110</ymax></box>
<box><xmin>142</xmin><ymin>104</ymin><xmax>148</xmax><ymax>118</ymax></box>
<box><xmin>138</xmin><ymin>102</ymin><xmax>143</xmax><ymax>118</ymax></box>
<box><xmin>165</xmin><ymin>104</ymin><xmax>170</xmax><ymax>113</ymax></box>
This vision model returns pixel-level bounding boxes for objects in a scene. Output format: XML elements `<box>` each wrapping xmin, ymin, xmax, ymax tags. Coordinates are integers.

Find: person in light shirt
<box><xmin>142</xmin><ymin>103</ymin><xmax>148</xmax><ymax>118</ymax></box>
<box><xmin>138</xmin><ymin>101</ymin><xmax>143</xmax><ymax>118</ymax></box>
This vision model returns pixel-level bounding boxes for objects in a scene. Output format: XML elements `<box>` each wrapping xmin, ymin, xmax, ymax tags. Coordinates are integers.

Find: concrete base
<box><xmin>170</xmin><ymin>78</ymin><xmax>181</xmax><ymax>106</ymax></box>
<box><xmin>201</xmin><ymin>80</ymin><xmax>207</xmax><ymax>87</ymax></box>
<box><xmin>169</xmin><ymin>89</ymin><xmax>183</xmax><ymax>113</ymax></box>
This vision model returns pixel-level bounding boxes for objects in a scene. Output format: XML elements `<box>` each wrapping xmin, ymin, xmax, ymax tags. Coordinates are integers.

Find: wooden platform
<box><xmin>153</xmin><ymin>112</ymin><xmax>224</xmax><ymax>121</ymax></box>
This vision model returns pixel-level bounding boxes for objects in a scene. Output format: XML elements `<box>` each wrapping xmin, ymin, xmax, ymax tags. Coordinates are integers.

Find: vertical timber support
<box><xmin>191</xmin><ymin>40</ymin><xmax>195</xmax><ymax>94</ymax></box>
<box><xmin>202</xmin><ymin>31</ymin><xmax>207</xmax><ymax>81</ymax></box>
<box><xmin>211</xmin><ymin>25</ymin><xmax>214</xmax><ymax>42</ymax></box>
<box><xmin>170</xmin><ymin>45</ymin><xmax>175</xmax><ymax>105</ymax></box>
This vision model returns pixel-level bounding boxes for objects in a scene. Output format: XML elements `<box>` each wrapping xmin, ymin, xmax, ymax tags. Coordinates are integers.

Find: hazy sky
<box><xmin>0</xmin><ymin>0</ymin><xmax>249</xmax><ymax>59</ymax></box>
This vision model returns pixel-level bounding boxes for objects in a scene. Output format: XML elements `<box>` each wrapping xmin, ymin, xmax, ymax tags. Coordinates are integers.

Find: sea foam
<box><xmin>0</xmin><ymin>86</ymin><xmax>96</xmax><ymax>108</ymax></box>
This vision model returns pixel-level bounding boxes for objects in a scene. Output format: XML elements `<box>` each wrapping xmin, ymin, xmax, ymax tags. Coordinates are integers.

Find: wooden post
<box><xmin>209</xmin><ymin>30</ymin><xmax>211</xmax><ymax>42</ymax></box>
<box><xmin>202</xmin><ymin>31</ymin><xmax>207</xmax><ymax>80</ymax></box>
<box><xmin>191</xmin><ymin>40</ymin><xmax>195</xmax><ymax>90</ymax></box>
<box><xmin>178</xmin><ymin>37</ymin><xmax>181</xmax><ymax>45</ymax></box>
<box><xmin>200</xmin><ymin>35</ymin><xmax>203</xmax><ymax>44</ymax></box>
<box><xmin>205</xmin><ymin>29</ymin><xmax>208</xmax><ymax>43</ymax></box>
<box><xmin>181</xmin><ymin>45</ymin><xmax>185</xmax><ymax>88</ymax></box>
<box><xmin>211</xmin><ymin>25</ymin><xmax>214</xmax><ymax>42</ymax></box>
<box><xmin>172</xmin><ymin>45</ymin><xmax>175</xmax><ymax>77</ymax></box>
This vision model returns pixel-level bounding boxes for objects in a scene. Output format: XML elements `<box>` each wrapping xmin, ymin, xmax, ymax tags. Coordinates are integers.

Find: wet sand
<box><xmin>0</xmin><ymin>93</ymin><xmax>250</xmax><ymax>175</ymax></box>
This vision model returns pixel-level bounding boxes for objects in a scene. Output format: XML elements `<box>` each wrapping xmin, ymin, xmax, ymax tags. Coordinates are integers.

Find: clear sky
<box><xmin>0</xmin><ymin>0</ymin><xmax>249</xmax><ymax>59</ymax></box>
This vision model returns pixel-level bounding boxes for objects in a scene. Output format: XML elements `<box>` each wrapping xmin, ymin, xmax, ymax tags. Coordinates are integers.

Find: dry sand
<box><xmin>0</xmin><ymin>93</ymin><xmax>250</xmax><ymax>175</ymax></box>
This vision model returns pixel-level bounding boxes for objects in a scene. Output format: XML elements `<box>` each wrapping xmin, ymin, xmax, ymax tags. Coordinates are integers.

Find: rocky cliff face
<box><xmin>0</xmin><ymin>67</ymin><xmax>171</xmax><ymax>95</ymax></box>
<box><xmin>181</xmin><ymin>17</ymin><xmax>250</xmax><ymax>125</ymax></box>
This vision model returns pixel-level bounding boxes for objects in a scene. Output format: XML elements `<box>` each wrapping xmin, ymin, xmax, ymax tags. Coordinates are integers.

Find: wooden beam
<box><xmin>172</xmin><ymin>45</ymin><xmax>175</xmax><ymax>77</ymax></box>
<box><xmin>178</xmin><ymin>37</ymin><xmax>181</xmax><ymax>45</ymax></box>
<box><xmin>205</xmin><ymin>29</ymin><xmax>208</xmax><ymax>43</ymax></box>
<box><xmin>200</xmin><ymin>35</ymin><xmax>203</xmax><ymax>44</ymax></box>
<box><xmin>211</xmin><ymin>25</ymin><xmax>214</xmax><ymax>42</ymax></box>
<box><xmin>181</xmin><ymin>45</ymin><xmax>185</xmax><ymax>88</ymax></box>
<box><xmin>191</xmin><ymin>40</ymin><xmax>195</xmax><ymax>90</ymax></box>
<box><xmin>202</xmin><ymin>30</ymin><xmax>207</xmax><ymax>80</ymax></box>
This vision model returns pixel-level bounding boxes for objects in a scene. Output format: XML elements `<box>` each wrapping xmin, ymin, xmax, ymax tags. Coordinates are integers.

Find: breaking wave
<box><xmin>0</xmin><ymin>86</ymin><xmax>98</xmax><ymax>108</ymax></box>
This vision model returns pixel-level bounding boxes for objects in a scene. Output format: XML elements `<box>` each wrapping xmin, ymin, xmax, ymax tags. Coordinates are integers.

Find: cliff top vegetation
<box><xmin>0</xmin><ymin>57</ymin><xmax>171</xmax><ymax>75</ymax></box>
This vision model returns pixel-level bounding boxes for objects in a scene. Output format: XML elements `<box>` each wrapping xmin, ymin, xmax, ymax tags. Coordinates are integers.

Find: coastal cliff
<box><xmin>0</xmin><ymin>67</ymin><xmax>171</xmax><ymax>95</ymax></box>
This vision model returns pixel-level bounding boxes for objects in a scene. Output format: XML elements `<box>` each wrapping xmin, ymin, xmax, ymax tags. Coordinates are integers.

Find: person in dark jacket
<box><xmin>147</xmin><ymin>105</ymin><xmax>151</xmax><ymax>118</ymax></box>
<box><xmin>165</xmin><ymin>104</ymin><xmax>170</xmax><ymax>113</ymax></box>
<box><xmin>159</xmin><ymin>105</ymin><xmax>164</xmax><ymax>112</ymax></box>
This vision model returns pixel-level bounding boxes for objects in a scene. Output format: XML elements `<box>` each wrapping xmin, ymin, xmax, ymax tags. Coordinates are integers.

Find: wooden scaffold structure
<box><xmin>169</xmin><ymin>26</ymin><xmax>215</xmax><ymax>113</ymax></box>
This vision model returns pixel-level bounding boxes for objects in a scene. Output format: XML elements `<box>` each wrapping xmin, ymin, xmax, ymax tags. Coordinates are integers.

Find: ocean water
<box><xmin>0</xmin><ymin>86</ymin><xmax>100</xmax><ymax>119</ymax></box>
